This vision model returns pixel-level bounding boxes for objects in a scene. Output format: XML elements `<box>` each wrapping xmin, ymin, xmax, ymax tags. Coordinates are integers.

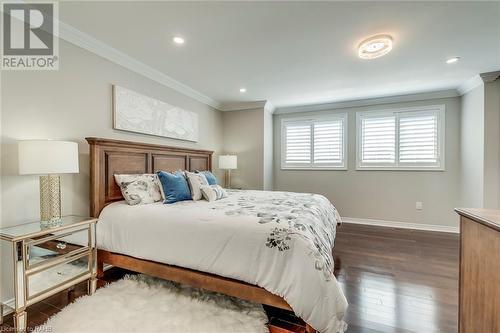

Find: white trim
<box><xmin>341</xmin><ymin>217</ymin><xmax>459</xmax><ymax>233</ymax></box>
<box><xmin>280</xmin><ymin>167</ymin><xmax>348</xmax><ymax>171</ymax></box>
<box><xmin>219</xmin><ymin>101</ymin><xmax>268</xmax><ymax>112</ymax></box>
<box><xmin>56</xmin><ymin>20</ymin><xmax>222</xmax><ymax>110</ymax></box>
<box><xmin>356</xmin><ymin>104</ymin><xmax>445</xmax><ymax>171</ymax></box>
<box><xmin>217</xmin><ymin>101</ymin><xmax>276</xmax><ymax>113</ymax></box>
<box><xmin>281</xmin><ymin>113</ymin><xmax>348</xmax><ymax>170</ymax></box>
<box><xmin>274</xmin><ymin>89</ymin><xmax>459</xmax><ymax>114</ymax></box>
<box><xmin>457</xmin><ymin>75</ymin><xmax>484</xmax><ymax>95</ymax></box>
<box><xmin>352</xmin><ymin>167</ymin><xmax>445</xmax><ymax>171</ymax></box>
<box><xmin>480</xmin><ymin>71</ymin><xmax>500</xmax><ymax>83</ymax></box>
<box><xmin>264</xmin><ymin>101</ymin><xmax>276</xmax><ymax>114</ymax></box>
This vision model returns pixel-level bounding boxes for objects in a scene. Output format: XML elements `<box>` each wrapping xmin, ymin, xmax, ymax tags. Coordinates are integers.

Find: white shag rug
<box><xmin>36</xmin><ymin>274</ymin><xmax>269</xmax><ymax>333</ymax></box>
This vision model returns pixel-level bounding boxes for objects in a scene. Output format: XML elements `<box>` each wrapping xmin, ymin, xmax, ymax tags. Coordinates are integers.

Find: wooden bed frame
<box><xmin>86</xmin><ymin>137</ymin><xmax>316</xmax><ymax>332</ymax></box>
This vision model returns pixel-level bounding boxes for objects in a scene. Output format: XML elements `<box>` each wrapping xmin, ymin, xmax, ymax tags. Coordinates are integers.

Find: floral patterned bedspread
<box><xmin>212</xmin><ymin>190</ymin><xmax>341</xmax><ymax>281</ymax></box>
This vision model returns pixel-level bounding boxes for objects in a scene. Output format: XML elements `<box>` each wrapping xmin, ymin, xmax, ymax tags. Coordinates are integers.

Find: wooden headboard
<box><xmin>86</xmin><ymin>137</ymin><xmax>213</xmax><ymax>217</ymax></box>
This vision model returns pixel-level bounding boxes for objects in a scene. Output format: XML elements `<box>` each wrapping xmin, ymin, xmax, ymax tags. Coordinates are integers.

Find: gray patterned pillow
<box><xmin>114</xmin><ymin>174</ymin><xmax>163</xmax><ymax>205</ymax></box>
<box><xmin>186</xmin><ymin>171</ymin><xmax>209</xmax><ymax>201</ymax></box>
<box><xmin>200</xmin><ymin>185</ymin><xmax>228</xmax><ymax>202</ymax></box>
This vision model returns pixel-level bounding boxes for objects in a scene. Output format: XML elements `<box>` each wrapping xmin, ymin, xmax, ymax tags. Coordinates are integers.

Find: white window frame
<box><xmin>356</xmin><ymin>105</ymin><xmax>445</xmax><ymax>171</ymax></box>
<box><xmin>281</xmin><ymin>113</ymin><xmax>348</xmax><ymax>170</ymax></box>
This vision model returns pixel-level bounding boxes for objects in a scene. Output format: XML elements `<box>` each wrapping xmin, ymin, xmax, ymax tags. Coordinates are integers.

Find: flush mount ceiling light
<box><xmin>173</xmin><ymin>36</ymin><xmax>185</xmax><ymax>44</ymax></box>
<box><xmin>358</xmin><ymin>34</ymin><xmax>393</xmax><ymax>59</ymax></box>
<box><xmin>446</xmin><ymin>57</ymin><xmax>460</xmax><ymax>64</ymax></box>
<box><xmin>239</xmin><ymin>88</ymin><xmax>247</xmax><ymax>93</ymax></box>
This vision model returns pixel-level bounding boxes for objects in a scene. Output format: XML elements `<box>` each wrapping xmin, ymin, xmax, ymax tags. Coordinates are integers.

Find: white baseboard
<box><xmin>341</xmin><ymin>217</ymin><xmax>459</xmax><ymax>233</ymax></box>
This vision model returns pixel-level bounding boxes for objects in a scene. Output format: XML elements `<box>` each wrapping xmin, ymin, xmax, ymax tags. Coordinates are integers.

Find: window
<box><xmin>281</xmin><ymin>114</ymin><xmax>347</xmax><ymax>169</ymax></box>
<box><xmin>356</xmin><ymin>105</ymin><xmax>445</xmax><ymax>170</ymax></box>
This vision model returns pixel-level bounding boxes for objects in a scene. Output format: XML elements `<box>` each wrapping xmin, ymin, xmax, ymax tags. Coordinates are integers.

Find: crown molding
<box><xmin>218</xmin><ymin>100</ymin><xmax>276</xmax><ymax>114</ymax></box>
<box><xmin>264</xmin><ymin>101</ymin><xmax>276</xmax><ymax>114</ymax></box>
<box><xmin>480</xmin><ymin>71</ymin><xmax>500</xmax><ymax>83</ymax></box>
<box><xmin>274</xmin><ymin>89</ymin><xmax>459</xmax><ymax>114</ymax></box>
<box><xmin>457</xmin><ymin>71</ymin><xmax>500</xmax><ymax>95</ymax></box>
<box><xmin>57</xmin><ymin>20</ymin><xmax>222</xmax><ymax>110</ymax></box>
<box><xmin>218</xmin><ymin>100</ymin><xmax>268</xmax><ymax>112</ymax></box>
<box><xmin>458</xmin><ymin>75</ymin><xmax>484</xmax><ymax>95</ymax></box>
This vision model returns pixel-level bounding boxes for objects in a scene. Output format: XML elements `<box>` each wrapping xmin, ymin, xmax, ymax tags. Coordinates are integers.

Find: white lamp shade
<box><xmin>18</xmin><ymin>140</ymin><xmax>79</xmax><ymax>175</ymax></box>
<box><xmin>219</xmin><ymin>155</ymin><xmax>237</xmax><ymax>170</ymax></box>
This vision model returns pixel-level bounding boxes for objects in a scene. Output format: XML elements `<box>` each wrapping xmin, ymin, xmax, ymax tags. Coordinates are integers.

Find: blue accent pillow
<box><xmin>198</xmin><ymin>171</ymin><xmax>217</xmax><ymax>185</ymax></box>
<box><xmin>157</xmin><ymin>171</ymin><xmax>192</xmax><ymax>204</ymax></box>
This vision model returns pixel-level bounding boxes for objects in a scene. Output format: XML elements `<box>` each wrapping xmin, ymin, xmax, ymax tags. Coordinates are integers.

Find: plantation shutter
<box><xmin>360</xmin><ymin>115</ymin><xmax>396</xmax><ymax>165</ymax></box>
<box><xmin>398</xmin><ymin>111</ymin><xmax>439</xmax><ymax>164</ymax></box>
<box><xmin>284</xmin><ymin>122</ymin><xmax>311</xmax><ymax>165</ymax></box>
<box><xmin>282</xmin><ymin>114</ymin><xmax>346</xmax><ymax>169</ymax></box>
<box><xmin>357</xmin><ymin>106</ymin><xmax>444</xmax><ymax>169</ymax></box>
<box><xmin>314</xmin><ymin>120</ymin><xmax>344</xmax><ymax>165</ymax></box>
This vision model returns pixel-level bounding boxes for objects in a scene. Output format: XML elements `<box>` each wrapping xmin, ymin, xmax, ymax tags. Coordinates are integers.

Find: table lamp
<box><xmin>218</xmin><ymin>155</ymin><xmax>237</xmax><ymax>189</ymax></box>
<box><xmin>18</xmin><ymin>140</ymin><xmax>79</xmax><ymax>226</ymax></box>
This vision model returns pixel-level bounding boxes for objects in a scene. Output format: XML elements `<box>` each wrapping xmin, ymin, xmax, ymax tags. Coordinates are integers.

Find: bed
<box><xmin>86</xmin><ymin>137</ymin><xmax>347</xmax><ymax>333</ymax></box>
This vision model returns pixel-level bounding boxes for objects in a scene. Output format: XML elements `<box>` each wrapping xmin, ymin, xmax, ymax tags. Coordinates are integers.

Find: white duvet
<box><xmin>96</xmin><ymin>190</ymin><xmax>348</xmax><ymax>333</ymax></box>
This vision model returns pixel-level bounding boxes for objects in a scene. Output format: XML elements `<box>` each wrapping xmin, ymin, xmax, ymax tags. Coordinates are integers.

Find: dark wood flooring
<box><xmin>335</xmin><ymin>224</ymin><xmax>459</xmax><ymax>333</ymax></box>
<box><xmin>1</xmin><ymin>223</ymin><xmax>459</xmax><ymax>333</ymax></box>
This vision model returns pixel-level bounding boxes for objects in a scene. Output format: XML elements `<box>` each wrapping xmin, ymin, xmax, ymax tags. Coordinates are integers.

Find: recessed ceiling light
<box><xmin>446</xmin><ymin>57</ymin><xmax>460</xmax><ymax>64</ymax></box>
<box><xmin>358</xmin><ymin>34</ymin><xmax>393</xmax><ymax>59</ymax></box>
<box><xmin>173</xmin><ymin>36</ymin><xmax>185</xmax><ymax>44</ymax></box>
<box><xmin>239</xmin><ymin>88</ymin><xmax>247</xmax><ymax>93</ymax></box>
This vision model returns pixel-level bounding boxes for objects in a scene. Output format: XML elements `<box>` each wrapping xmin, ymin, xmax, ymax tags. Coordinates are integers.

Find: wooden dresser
<box><xmin>455</xmin><ymin>208</ymin><xmax>500</xmax><ymax>333</ymax></box>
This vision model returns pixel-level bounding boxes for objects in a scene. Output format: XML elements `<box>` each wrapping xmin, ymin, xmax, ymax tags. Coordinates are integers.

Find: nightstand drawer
<box><xmin>25</xmin><ymin>226</ymin><xmax>89</xmax><ymax>270</ymax></box>
<box><xmin>26</xmin><ymin>253</ymin><xmax>90</xmax><ymax>300</ymax></box>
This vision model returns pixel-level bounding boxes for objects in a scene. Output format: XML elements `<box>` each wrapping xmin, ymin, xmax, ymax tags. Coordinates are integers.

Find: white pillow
<box><xmin>114</xmin><ymin>174</ymin><xmax>163</xmax><ymax>205</ymax></box>
<box><xmin>200</xmin><ymin>185</ymin><xmax>228</xmax><ymax>202</ymax></box>
<box><xmin>185</xmin><ymin>171</ymin><xmax>209</xmax><ymax>200</ymax></box>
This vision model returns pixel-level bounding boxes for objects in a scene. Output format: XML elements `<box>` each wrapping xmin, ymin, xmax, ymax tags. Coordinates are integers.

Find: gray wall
<box><xmin>459</xmin><ymin>79</ymin><xmax>500</xmax><ymax>209</ymax></box>
<box><xmin>0</xmin><ymin>40</ymin><xmax>224</xmax><ymax>302</ymax></box>
<box><xmin>274</xmin><ymin>97</ymin><xmax>461</xmax><ymax>227</ymax></box>
<box><xmin>221</xmin><ymin>105</ymin><xmax>273</xmax><ymax>191</ymax></box>
<box><xmin>222</xmin><ymin>108</ymin><xmax>265</xmax><ymax>189</ymax></box>
<box><xmin>483</xmin><ymin>79</ymin><xmax>500</xmax><ymax>208</ymax></box>
<box><xmin>263</xmin><ymin>105</ymin><xmax>273</xmax><ymax>191</ymax></box>
<box><xmin>460</xmin><ymin>85</ymin><xmax>485</xmax><ymax>208</ymax></box>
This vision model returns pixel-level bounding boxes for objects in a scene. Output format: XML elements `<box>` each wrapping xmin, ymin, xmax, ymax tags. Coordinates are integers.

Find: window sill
<box><xmin>356</xmin><ymin>167</ymin><xmax>445</xmax><ymax>171</ymax></box>
<box><xmin>281</xmin><ymin>167</ymin><xmax>348</xmax><ymax>171</ymax></box>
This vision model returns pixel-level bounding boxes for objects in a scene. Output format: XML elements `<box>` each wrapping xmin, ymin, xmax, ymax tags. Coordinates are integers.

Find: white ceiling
<box><xmin>60</xmin><ymin>1</ymin><xmax>500</xmax><ymax>110</ymax></box>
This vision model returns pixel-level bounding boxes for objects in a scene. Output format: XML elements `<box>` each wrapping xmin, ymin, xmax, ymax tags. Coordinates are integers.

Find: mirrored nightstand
<box><xmin>0</xmin><ymin>216</ymin><xmax>98</xmax><ymax>332</ymax></box>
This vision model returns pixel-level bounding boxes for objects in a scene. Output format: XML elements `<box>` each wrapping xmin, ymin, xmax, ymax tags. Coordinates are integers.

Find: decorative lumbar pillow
<box><xmin>185</xmin><ymin>171</ymin><xmax>209</xmax><ymax>201</ymax></box>
<box><xmin>197</xmin><ymin>170</ymin><xmax>218</xmax><ymax>185</ymax></box>
<box><xmin>200</xmin><ymin>185</ymin><xmax>228</xmax><ymax>202</ymax></box>
<box><xmin>114</xmin><ymin>174</ymin><xmax>163</xmax><ymax>205</ymax></box>
<box><xmin>157</xmin><ymin>171</ymin><xmax>192</xmax><ymax>204</ymax></box>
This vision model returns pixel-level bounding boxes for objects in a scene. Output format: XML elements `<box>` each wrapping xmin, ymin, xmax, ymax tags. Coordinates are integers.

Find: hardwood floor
<box><xmin>335</xmin><ymin>224</ymin><xmax>459</xmax><ymax>333</ymax></box>
<box><xmin>0</xmin><ymin>223</ymin><xmax>459</xmax><ymax>333</ymax></box>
